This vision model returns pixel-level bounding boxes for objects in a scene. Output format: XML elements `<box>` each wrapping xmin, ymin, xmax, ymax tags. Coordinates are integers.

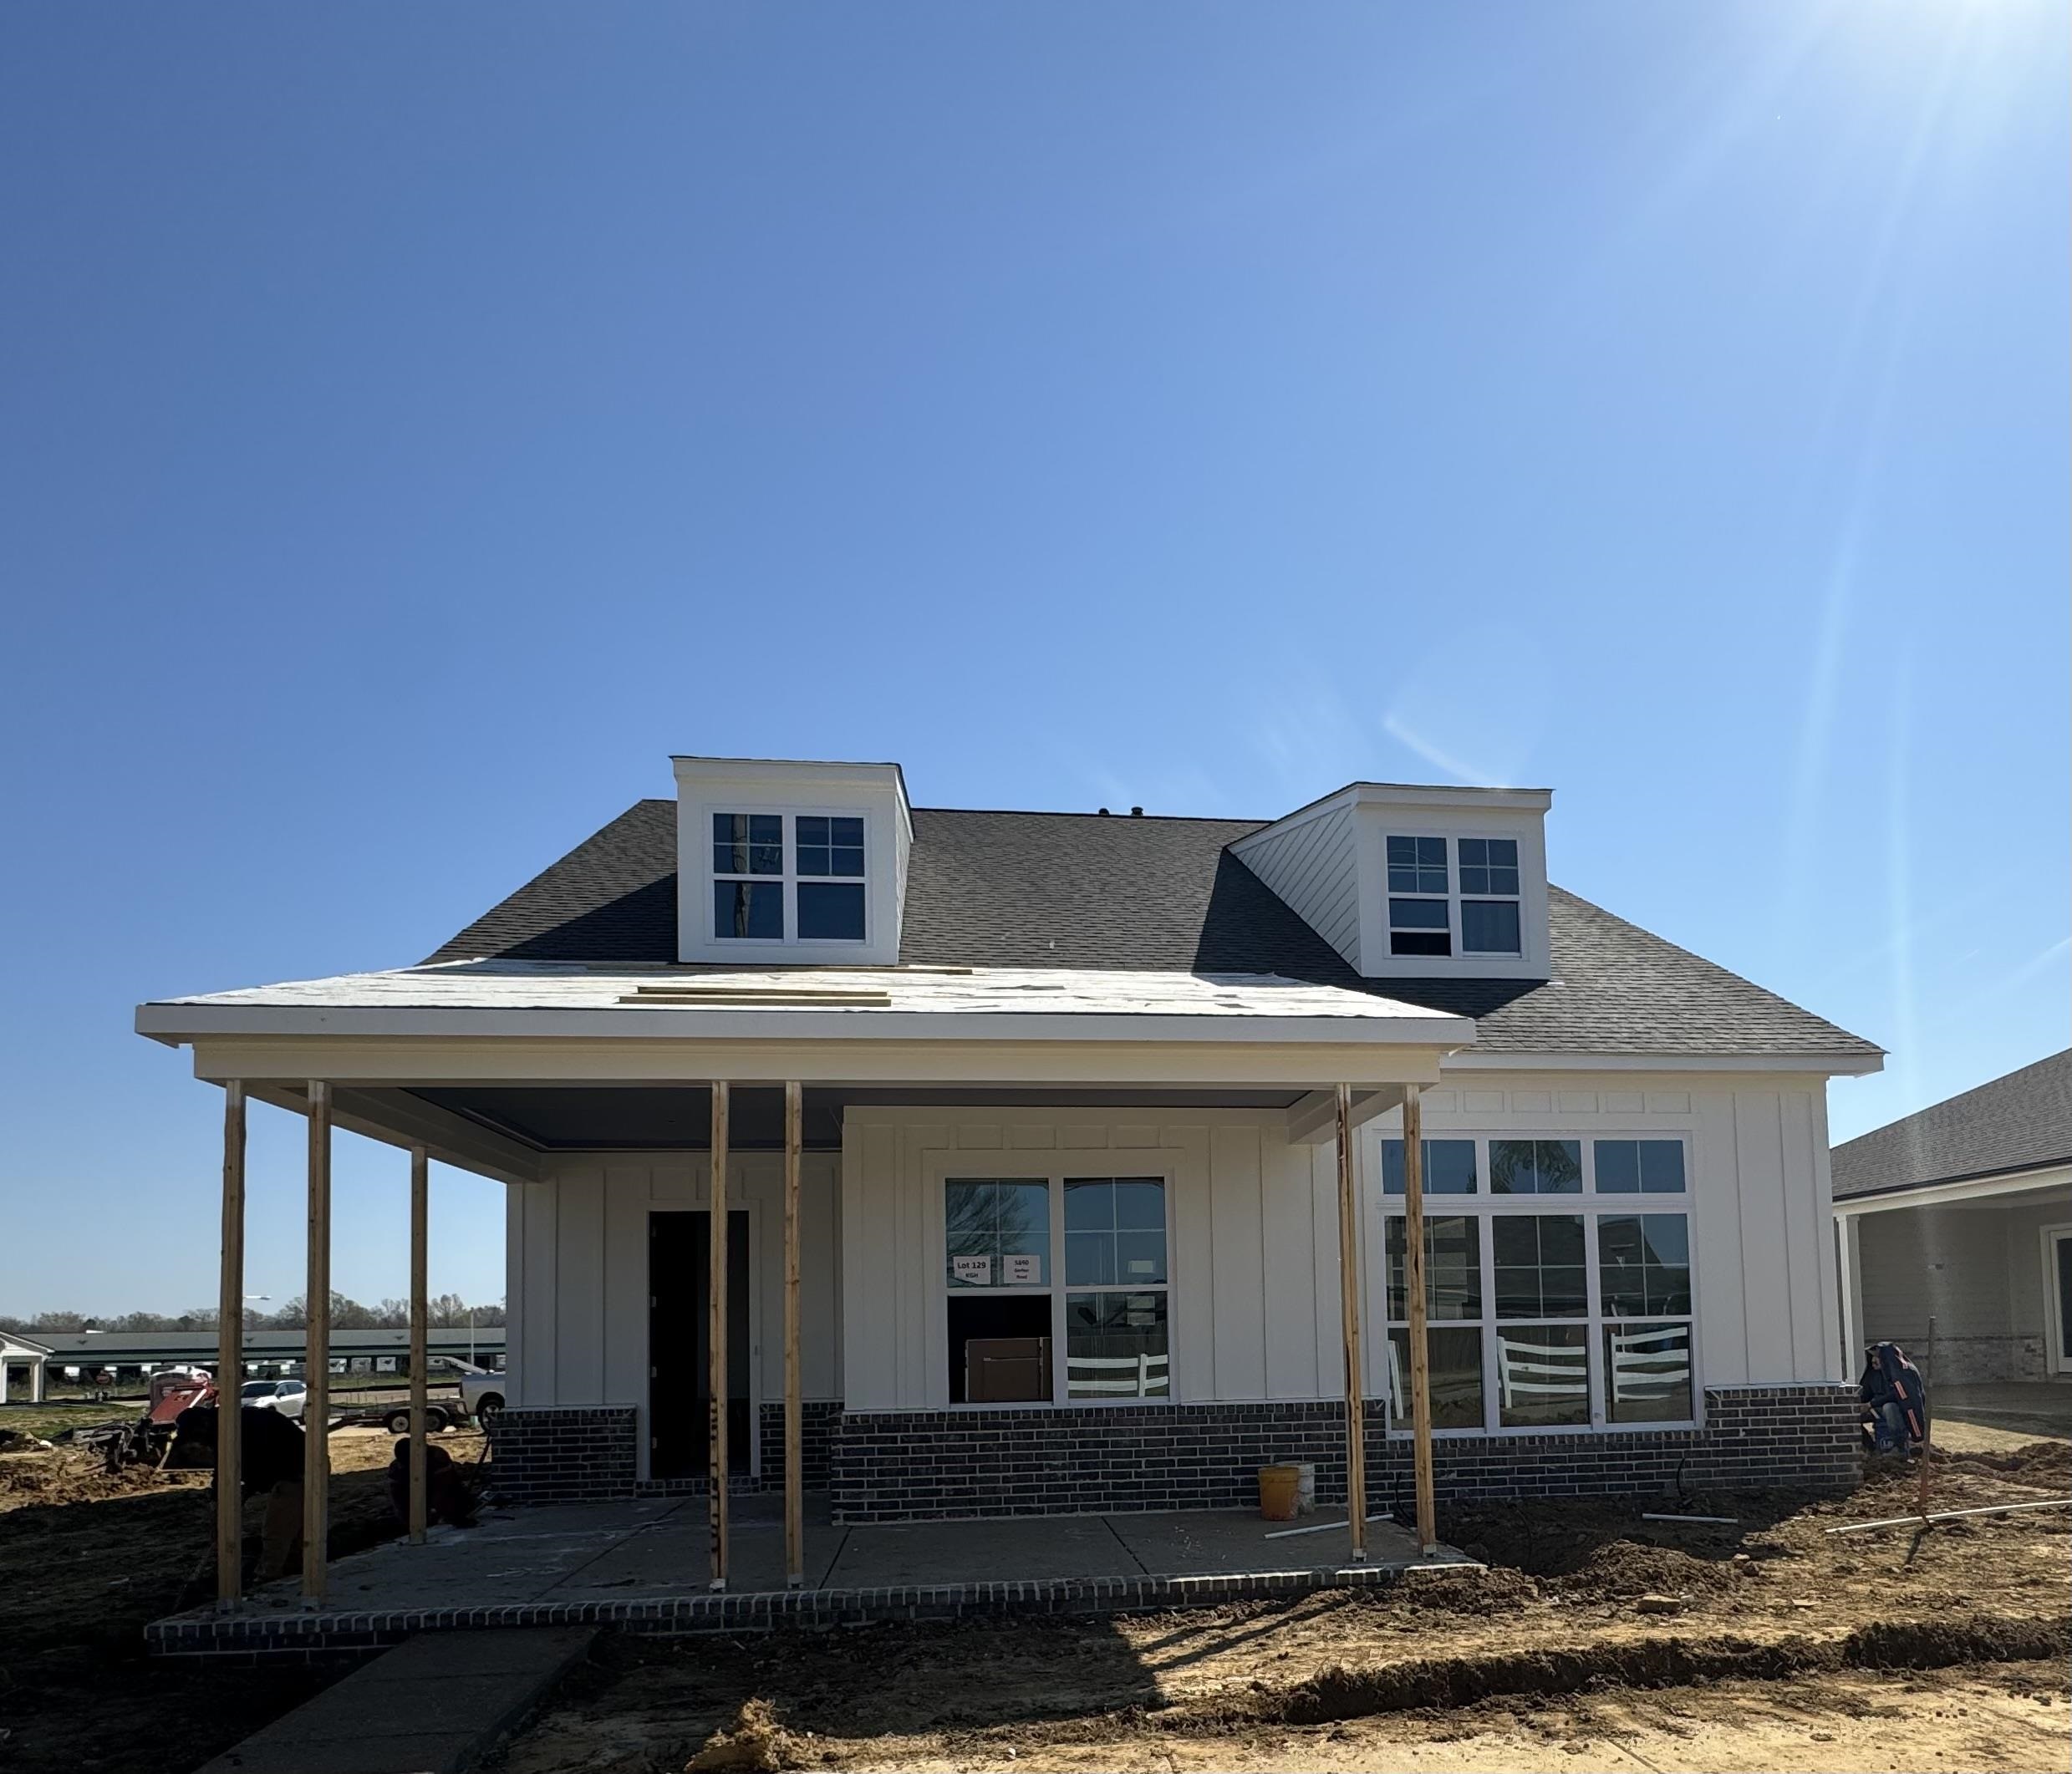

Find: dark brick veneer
<box><xmin>827</xmin><ymin>1384</ymin><xmax>1861</xmax><ymax>1522</ymax></box>
<box><xmin>486</xmin><ymin>1405</ymin><xmax>639</xmax><ymax>1503</ymax></box>
<box><xmin>488</xmin><ymin>1402</ymin><xmax>839</xmax><ymax>1502</ymax></box>
<box><xmin>486</xmin><ymin>1388</ymin><xmax>1860</xmax><ymax>1519</ymax></box>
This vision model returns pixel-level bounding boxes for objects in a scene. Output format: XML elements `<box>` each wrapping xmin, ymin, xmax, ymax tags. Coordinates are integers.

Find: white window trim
<box><xmin>705</xmin><ymin>806</ymin><xmax>872</xmax><ymax>950</ymax></box>
<box><xmin>1384</xmin><ymin>832</ymin><xmax>1525</xmax><ymax>961</ymax></box>
<box><xmin>934</xmin><ymin>1157</ymin><xmax>1179</xmax><ymax>1411</ymax></box>
<box><xmin>2042</xmin><ymin>1223</ymin><xmax>2072</xmax><ymax>1376</ymax></box>
<box><xmin>1456</xmin><ymin>837</ymin><xmax>1525</xmax><ymax>958</ymax></box>
<box><xmin>1373</xmin><ymin>1132</ymin><xmax>1700</xmax><ymax>1436</ymax></box>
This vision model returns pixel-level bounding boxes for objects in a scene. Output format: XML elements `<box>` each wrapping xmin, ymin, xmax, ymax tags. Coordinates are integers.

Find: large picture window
<box><xmin>944</xmin><ymin>1172</ymin><xmax>1170</xmax><ymax>1405</ymax></box>
<box><xmin>1379</xmin><ymin>1132</ymin><xmax>1696</xmax><ymax>1433</ymax></box>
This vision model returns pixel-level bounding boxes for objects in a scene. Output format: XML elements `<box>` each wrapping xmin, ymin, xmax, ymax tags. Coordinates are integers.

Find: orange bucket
<box><xmin>1257</xmin><ymin>1463</ymin><xmax>1301</xmax><ymax>1522</ymax></box>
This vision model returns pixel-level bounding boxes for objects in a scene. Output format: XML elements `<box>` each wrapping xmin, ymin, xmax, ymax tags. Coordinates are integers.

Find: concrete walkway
<box><xmin>151</xmin><ymin>1492</ymin><xmax>1463</xmax><ymax>1661</ymax></box>
<box><xmin>197</xmin><ymin>1626</ymin><xmax>595</xmax><ymax>1774</ymax></box>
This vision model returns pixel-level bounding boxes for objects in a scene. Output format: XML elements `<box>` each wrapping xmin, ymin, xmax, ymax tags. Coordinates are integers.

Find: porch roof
<box><xmin>135</xmin><ymin>959</ymin><xmax>1477</xmax><ymax>1048</ymax></box>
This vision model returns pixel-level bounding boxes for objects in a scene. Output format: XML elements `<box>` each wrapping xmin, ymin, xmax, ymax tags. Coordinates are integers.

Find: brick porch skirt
<box><xmin>827</xmin><ymin>1385</ymin><xmax>1861</xmax><ymax>1522</ymax></box>
<box><xmin>487</xmin><ymin>1385</ymin><xmax>1860</xmax><ymax>1517</ymax></box>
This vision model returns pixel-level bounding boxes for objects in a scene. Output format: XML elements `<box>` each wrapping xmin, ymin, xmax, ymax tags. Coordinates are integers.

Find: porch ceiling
<box><xmin>401</xmin><ymin>1084</ymin><xmax>1308</xmax><ymax>1151</ymax></box>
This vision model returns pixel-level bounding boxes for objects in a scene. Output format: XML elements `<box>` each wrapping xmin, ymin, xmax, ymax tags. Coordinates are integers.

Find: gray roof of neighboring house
<box><xmin>1830</xmin><ymin>1049</ymin><xmax>2072</xmax><ymax>1199</ymax></box>
<box><xmin>423</xmin><ymin>801</ymin><xmax>1876</xmax><ymax>1061</ymax></box>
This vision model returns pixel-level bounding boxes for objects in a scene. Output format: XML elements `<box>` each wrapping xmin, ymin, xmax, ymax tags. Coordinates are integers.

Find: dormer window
<box><xmin>1387</xmin><ymin>836</ymin><xmax>1452</xmax><ymax>957</ymax></box>
<box><xmin>711</xmin><ymin>811</ymin><xmax>868</xmax><ymax>944</ymax></box>
<box><xmin>795</xmin><ymin>816</ymin><xmax>867</xmax><ymax>940</ymax></box>
<box><xmin>1386</xmin><ymin>834</ymin><xmax>1525</xmax><ymax>959</ymax></box>
<box><xmin>1459</xmin><ymin>837</ymin><xmax>1521</xmax><ymax>955</ymax></box>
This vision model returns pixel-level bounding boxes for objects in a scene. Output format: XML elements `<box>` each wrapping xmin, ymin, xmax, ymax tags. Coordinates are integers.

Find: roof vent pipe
<box><xmin>1130</xmin><ymin>806</ymin><xmax>1143</xmax><ymax>816</ymax></box>
<box><xmin>1097</xmin><ymin>807</ymin><xmax>1110</xmax><ymax>816</ymax></box>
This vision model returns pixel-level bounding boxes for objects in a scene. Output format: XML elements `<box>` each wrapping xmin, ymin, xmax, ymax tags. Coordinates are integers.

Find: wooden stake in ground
<box><xmin>303</xmin><ymin>1080</ymin><xmax>333</xmax><ymax>1603</ymax></box>
<box><xmin>216</xmin><ymin>1080</ymin><xmax>247</xmax><ymax>1609</ymax></box>
<box><xmin>1402</xmin><ymin>1085</ymin><xmax>1437</xmax><ymax>1554</ymax></box>
<box><xmin>783</xmin><ymin>1079</ymin><xmax>804</xmax><ymax>1588</ymax></box>
<box><xmin>1917</xmin><ymin>1313</ymin><xmax>1936</xmax><ymax>1523</ymax></box>
<box><xmin>708</xmin><ymin>1080</ymin><xmax>731</xmax><ymax>1592</ymax></box>
<box><xmin>1335</xmin><ymin>1082</ymin><xmax>1367</xmax><ymax>1563</ymax></box>
<box><xmin>408</xmin><ymin>1145</ymin><xmax>429</xmax><ymax>1545</ymax></box>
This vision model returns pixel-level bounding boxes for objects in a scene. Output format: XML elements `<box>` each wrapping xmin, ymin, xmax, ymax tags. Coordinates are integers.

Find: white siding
<box><xmin>1393</xmin><ymin>1074</ymin><xmax>1840</xmax><ymax>1386</ymax></box>
<box><xmin>843</xmin><ymin>1107</ymin><xmax>1349</xmax><ymax>1410</ymax></box>
<box><xmin>510</xmin><ymin>1151</ymin><xmax>843</xmax><ymax>1478</ymax></box>
<box><xmin>507</xmin><ymin>1071</ymin><xmax>1844</xmax><ymax>1428</ymax></box>
<box><xmin>1231</xmin><ymin>801</ymin><xmax>1362</xmax><ymax>968</ymax></box>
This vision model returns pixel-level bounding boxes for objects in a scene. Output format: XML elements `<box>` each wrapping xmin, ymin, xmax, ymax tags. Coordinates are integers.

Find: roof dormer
<box><xmin>673</xmin><ymin>756</ymin><xmax>912</xmax><ymax>967</ymax></box>
<box><xmin>1233</xmin><ymin>782</ymin><xmax>1554</xmax><ymax>982</ymax></box>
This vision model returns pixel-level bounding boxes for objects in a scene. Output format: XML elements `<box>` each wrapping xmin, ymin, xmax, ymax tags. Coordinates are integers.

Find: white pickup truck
<box><xmin>434</xmin><ymin>1358</ymin><xmax>508</xmax><ymax>1425</ymax></box>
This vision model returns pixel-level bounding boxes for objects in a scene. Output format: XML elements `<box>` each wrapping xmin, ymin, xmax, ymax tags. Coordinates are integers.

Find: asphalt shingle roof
<box><xmin>425</xmin><ymin>801</ymin><xmax>1878</xmax><ymax>1060</ymax></box>
<box><xmin>1830</xmin><ymin>1050</ymin><xmax>2072</xmax><ymax>1199</ymax></box>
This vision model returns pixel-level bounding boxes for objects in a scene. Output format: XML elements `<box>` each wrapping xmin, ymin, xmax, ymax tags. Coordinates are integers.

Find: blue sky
<box><xmin>2</xmin><ymin>3</ymin><xmax>2064</xmax><ymax>1316</ymax></box>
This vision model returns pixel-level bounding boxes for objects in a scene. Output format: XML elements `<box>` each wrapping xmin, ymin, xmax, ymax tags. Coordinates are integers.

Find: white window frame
<box><xmin>2042</xmin><ymin>1223</ymin><xmax>2072</xmax><ymax>1376</ymax></box>
<box><xmin>705</xmin><ymin>807</ymin><xmax>872</xmax><ymax>949</ymax></box>
<box><xmin>1456</xmin><ymin>836</ymin><xmax>1525</xmax><ymax>958</ymax></box>
<box><xmin>936</xmin><ymin>1159</ymin><xmax>1178</xmax><ymax>1410</ymax></box>
<box><xmin>1375</xmin><ymin>1132</ymin><xmax>1699</xmax><ymax>1436</ymax></box>
<box><xmin>1384</xmin><ymin>833</ymin><xmax>1527</xmax><ymax>961</ymax></box>
<box><xmin>1384</xmin><ymin>831</ymin><xmax>1454</xmax><ymax>959</ymax></box>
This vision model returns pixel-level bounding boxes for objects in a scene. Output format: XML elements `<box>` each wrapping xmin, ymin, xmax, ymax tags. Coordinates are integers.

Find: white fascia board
<box><xmin>1834</xmin><ymin>1162</ymin><xmax>2072</xmax><ymax>1217</ymax></box>
<box><xmin>137</xmin><ymin>1002</ymin><xmax>1475</xmax><ymax>1048</ymax></box>
<box><xmin>179</xmin><ymin>1034</ymin><xmax>1462</xmax><ymax>1090</ymax></box>
<box><xmin>1349</xmin><ymin>783</ymin><xmax>1553</xmax><ymax>814</ymax></box>
<box><xmin>1440</xmin><ymin>1050</ymin><xmax>1885</xmax><ymax>1076</ymax></box>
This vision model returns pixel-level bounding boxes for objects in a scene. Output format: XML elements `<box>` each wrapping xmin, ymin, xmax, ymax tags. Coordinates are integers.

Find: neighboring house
<box><xmin>1834</xmin><ymin>1050</ymin><xmax>2072</xmax><ymax>1385</ymax></box>
<box><xmin>137</xmin><ymin>758</ymin><xmax>1881</xmax><ymax>1517</ymax></box>
<box><xmin>0</xmin><ymin>1332</ymin><xmax>50</xmax><ymax>1405</ymax></box>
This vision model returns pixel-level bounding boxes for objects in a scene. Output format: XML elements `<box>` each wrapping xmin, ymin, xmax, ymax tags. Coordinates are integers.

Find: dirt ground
<box><xmin>491</xmin><ymin>1445</ymin><xmax>2072</xmax><ymax>1774</ymax></box>
<box><xmin>0</xmin><ymin>1426</ymin><xmax>486</xmax><ymax>1774</ymax></box>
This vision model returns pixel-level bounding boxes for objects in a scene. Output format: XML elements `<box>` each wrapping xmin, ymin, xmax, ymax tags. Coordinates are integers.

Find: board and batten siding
<box><xmin>1229</xmin><ymin>801</ymin><xmax>1361</xmax><ymax>969</ymax></box>
<box><xmin>1392</xmin><ymin>1073</ymin><xmax>1842</xmax><ymax>1389</ymax></box>
<box><xmin>839</xmin><ymin>1107</ymin><xmax>1346</xmax><ymax>1411</ymax></box>
<box><xmin>504</xmin><ymin>1150</ymin><xmax>843</xmax><ymax>1477</ymax></box>
<box><xmin>841</xmin><ymin>1075</ymin><xmax>1844</xmax><ymax>1415</ymax></box>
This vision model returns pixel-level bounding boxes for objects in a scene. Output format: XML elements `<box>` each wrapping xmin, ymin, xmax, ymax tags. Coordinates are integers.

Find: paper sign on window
<box><xmin>952</xmin><ymin>1254</ymin><xmax>992</xmax><ymax>1287</ymax></box>
<box><xmin>1000</xmin><ymin>1253</ymin><xmax>1041</xmax><ymax>1285</ymax></box>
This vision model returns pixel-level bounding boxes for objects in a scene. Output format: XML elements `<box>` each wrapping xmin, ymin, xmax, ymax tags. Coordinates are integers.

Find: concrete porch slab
<box><xmin>149</xmin><ymin>1494</ymin><xmax>1466</xmax><ymax>1665</ymax></box>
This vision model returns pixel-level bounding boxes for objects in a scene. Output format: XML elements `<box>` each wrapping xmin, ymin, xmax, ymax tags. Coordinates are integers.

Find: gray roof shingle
<box><xmin>424</xmin><ymin>801</ymin><xmax>1878</xmax><ymax>1060</ymax></box>
<box><xmin>1830</xmin><ymin>1050</ymin><xmax>2072</xmax><ymax>1199</ymax></box>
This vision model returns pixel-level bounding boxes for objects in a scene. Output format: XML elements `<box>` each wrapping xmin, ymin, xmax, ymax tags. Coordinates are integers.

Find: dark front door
<box><xmin>2056</xmin><ymin>1233</ymin><xmax>2072</xmax><ymax>1368</ymax></box>
<box><xmin>649</xmin><ymin>1210</ymin><xmax>751</xmax><ymax>1481</ymax></box>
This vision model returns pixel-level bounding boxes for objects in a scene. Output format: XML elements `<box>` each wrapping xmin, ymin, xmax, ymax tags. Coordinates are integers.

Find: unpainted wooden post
<box><xmin>783</xmin><ymin>1079</ymin><xmax>804</xmax><ymax>1588</ymax></box>
<box><xmin>408</xmin><ymin>1146</ymin><xmax>430</xmax><ymax>1545</ymax></box>
<box><xmin>1402</xmin><ymin>1085</ymin><xmax>1438</xmax><ymax>1553</ymax></box>
<box><xmin>303</xmin><ymin>1080</ymin><xmax>333</xmax><ymax>1602</ymax></box>
<box><xmin>708</xmin><ymin>1080</ymin><xmax>731</xmax><ymax>1591</ymax></box>
<box><xmin>1336</xmin><ymin>1083</ymin><xmax>1367</xmax><ymax>1563</ymax></box>
<box><xmin>216</xmin><ymin>1080</ymin><xmax>247</xmax><ymax>1608</ymax></box>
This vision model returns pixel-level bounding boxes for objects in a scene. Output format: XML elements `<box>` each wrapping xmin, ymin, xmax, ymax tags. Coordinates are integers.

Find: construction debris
<box><xmin>1823</xmin><ymin>1497</ymin><xmax>2072</xmax><ymax>1535</ymax></box>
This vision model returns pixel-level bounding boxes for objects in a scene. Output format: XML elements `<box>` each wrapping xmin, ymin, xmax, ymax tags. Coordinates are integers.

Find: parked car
<box><xmin>429</xmin><ymin>1359</ymin><xmax>505</xmax><ymax>1426</ymax></box>
<box><xmin>238</xmin><ymin>1377</ymin><xmax>307</xmax><ymax>1421</ymax></box>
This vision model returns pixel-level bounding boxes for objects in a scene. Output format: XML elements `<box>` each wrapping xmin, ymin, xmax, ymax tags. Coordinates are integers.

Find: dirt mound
<box><xmin>687</xmin><ymin>1699</ymin><xmax>798</xmax><ymax>1771</ymax></box>
<box><xmin>0</xmin><ymin>1452</ymin><xmax>192</xmax><ymax>1510</ymax></box>
<box><xmin>1548</xmin><ymin>1540</ymin><xmax>1740</xmax><ymax>1604</ymax></box>
<box><xmin>1259</xmin><ymin>1612</ymin><xmax>2072</xmax><ymax>1726</ymax></box>
<box><xmin>1936</xmin><ymin>1440</ymin><xmax>2072</xmax><ymax>1486</ymax></box>
<box><xmin>1397</xmin><ymin>1566</ymin><xmax>1539</xmax><ymax>1612</ymax></box>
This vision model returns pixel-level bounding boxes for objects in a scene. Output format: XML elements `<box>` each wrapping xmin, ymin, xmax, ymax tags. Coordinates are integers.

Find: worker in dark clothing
<box><xmin>1858</xmin><ymin>1341</ymin><xmax>1928</xmax><ymax>1455</ymax></box>
<box><xmin>169</xmin><ymin>1403</ymin><xmax>308</xmax><ymax>1578</ymax></box>
<box><xmin>387</xmin><ymin>1437</ymin><xmax>479</xmax><ymax>1528</ymax></box>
